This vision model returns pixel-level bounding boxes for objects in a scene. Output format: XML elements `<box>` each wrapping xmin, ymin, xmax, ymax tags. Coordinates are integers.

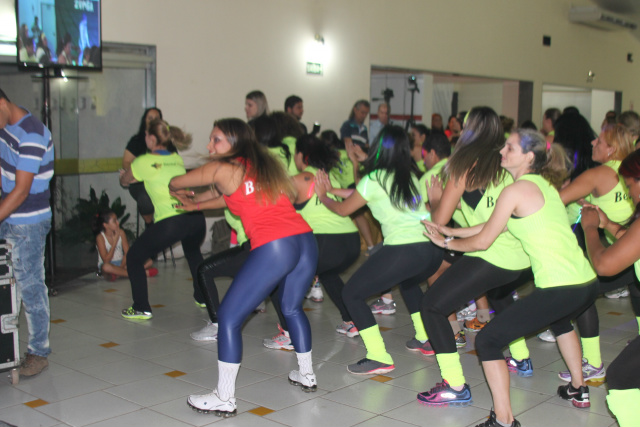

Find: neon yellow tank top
<box><xmin>460</xmin><ymin>173</ymin><xmax>530</xmax><ymax>270</ymax></box>
<box><xmin>224</xmin><ymin>209</ymin><xmax>247</xmax><ymax>246</ymax></box>
<box><xmin>507</xmin><ymin>174</ymin><xmax>596</xmax><ymax>288</ymax></box>
<box><xmin>297</xmin><ymin>167</ymin><xmax>358</xmax><ymax>235</ymax></box>
<box><xmin>330</xmin><ymin>149</ymin><xmax>355</xmax><ymax>189</ymax></box>
<box><xmin>268</xmin><ymin>145</ymin><xmax>298</xmax><ymax>176</ymax></box>
<box><xmin>590</xmin><ymin>160</ymin><xmax>634</xmax><ymax>242</ymax></box>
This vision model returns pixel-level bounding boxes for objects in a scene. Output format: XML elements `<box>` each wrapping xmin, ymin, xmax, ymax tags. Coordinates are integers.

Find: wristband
<box><xmin>443</xmin><ymin>236</ymin><xmax>454</xmax><ymax>250</ymax></box>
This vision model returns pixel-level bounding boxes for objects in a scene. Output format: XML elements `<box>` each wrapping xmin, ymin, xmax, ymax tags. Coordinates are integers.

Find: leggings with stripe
<box><xmin>422</xmin><ymin>255</ymin><xmax>531</xmax><ymax>355</ymax></box>
<box><xmin>343</xmin><ymin>241</ymin><xmax>443</xmax><ymax>330</ymax></box>
<box><xmin>217</xmin><ymin>232</ymin><xmax>318</xmax><ymax>363</ymax></box>
<box><xmin>476</xmin><ymin>280</ymin><xmax>598</xmax><ymax>361</ymax></box>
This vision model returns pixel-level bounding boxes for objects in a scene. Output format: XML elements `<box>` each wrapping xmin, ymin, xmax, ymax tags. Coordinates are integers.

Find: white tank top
<box><xmin>97</xmin><ymin>231</ymin><xmax>124</xmax><ymax>268</ymax></box>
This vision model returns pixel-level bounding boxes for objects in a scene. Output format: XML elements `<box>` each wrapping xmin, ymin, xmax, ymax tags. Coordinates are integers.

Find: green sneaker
<box><xmin>121</xmin><ymin>307</ymin><xmax>153</xmax><ymax>320</ymax></box>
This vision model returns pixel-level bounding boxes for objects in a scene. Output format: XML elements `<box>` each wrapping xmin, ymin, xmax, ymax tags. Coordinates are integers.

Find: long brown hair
<box><xmin>445</xmin><ymin>106</ymin><xmax>505</xmax><ymax>190</ymax></box>
<box><xmin>213</xmin><ymin>118</ymin><xmax>296</xmax><ymax>204</ymax></box>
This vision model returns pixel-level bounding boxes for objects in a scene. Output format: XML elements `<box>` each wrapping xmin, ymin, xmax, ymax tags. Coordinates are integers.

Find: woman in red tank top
<box><xmin>169</xmin><ymin>118</ymin><xmax>318</xmax><ymax>417</ymax></box>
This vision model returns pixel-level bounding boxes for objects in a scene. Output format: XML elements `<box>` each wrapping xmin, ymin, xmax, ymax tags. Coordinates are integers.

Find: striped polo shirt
<box><xmin>0</xmin><ymin>109</ymin><xmax>54</xmax><ymax>224</ymax></box>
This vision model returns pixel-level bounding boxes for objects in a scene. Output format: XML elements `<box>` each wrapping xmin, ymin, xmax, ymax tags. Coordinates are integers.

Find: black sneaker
<box><xmin>475</xmin><ymin>410</ymin><xmax>521</xmax><ymax>427</ymax></box>
<box><xmin>347</xmin><ymin>358</ymin><xmax>394</xmax><ymax>375</ymax></box>
<box><xmin>557</xmin><ymin>383</ymin><xmax>590</xmax><ymax>408</ymax></box>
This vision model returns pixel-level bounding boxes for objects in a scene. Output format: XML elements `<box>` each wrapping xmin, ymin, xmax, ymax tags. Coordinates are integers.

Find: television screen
<box><xmin>16</xmin><ymin>0</ymin><xmax>102</xmax><ymax>70</ymax></box>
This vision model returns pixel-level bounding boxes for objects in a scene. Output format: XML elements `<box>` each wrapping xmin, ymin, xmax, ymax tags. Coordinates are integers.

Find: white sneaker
<box><xmin>537</xmin><ymin>329</ymin><xmax>556</xmax><ymax>343</ymax></box>
<box><xmin>306</xmin><ymin>282</ymin><xmax>324</xmax><ymax>302</ymax></box>
<box><xmin>187</xmin><ymin>389</ymin><xmax>237</xmax><ymax>417</ymax></box>
<box><xmin>263</xmin><ymin>324</ymin><xmax>294</xmax><ymax>350</ymax></box>
<box><xmin>456</xmin><ymin>305</ymin><xmax>477</xmax><ymax>321</ymax></box>
<box><xmin>605</xmin><ymin>288</ymin><xmax>630</xmax><ymax>299</ymax></box>
<box><xmin>190</xmin><ymin>320</ymin><xmax>218</xmax><ymax>341</ymax></box>
<box><xmin>288</xmin><ymin>370</ymin><xmax>317</xmax><ymax>392</ymax></box>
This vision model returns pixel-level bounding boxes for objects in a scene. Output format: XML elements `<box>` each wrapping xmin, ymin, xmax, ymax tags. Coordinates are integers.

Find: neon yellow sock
<box><xmin>359</xmin><ymin>325</ymin><xmax>394</xmax><ymax>365</ymax></box>
<box><xmin>581</xmin><ymin>336</ymin><xmax>602</xmax><ymax>368</ymax></box>
<box><xmin>636</xmin><ymin>317</ymin><xmax>640</xmax><ymax>335</ymax></box>
<box><xmin>607</xmin><ymin>389</ymin><xmax>640</xmax><ymax>427</ymax></box>
<box><xmin>436</xmin><ymin>352</ymin><xmax>465</xmax><ymax>388</ymax></box>
<box><xmin>411</xmin><ymin>312</ymin><xmax>428</xmax><ymax>342</ymax></box>
<box><xmin>508</xmin><ymin>337</ymin><xmax>530</xmax><ymax>361</ymax></box>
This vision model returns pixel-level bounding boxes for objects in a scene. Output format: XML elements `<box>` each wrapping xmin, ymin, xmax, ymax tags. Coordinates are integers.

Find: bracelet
<box><xmin>197</xmin><ymin>202</ymin><xmax>200</xmax><ymax>211</ymax></box>
<box><xmin>443</xmin><ymin>236</ymin><xmax>454</xmax><ymax>250</ymax></box>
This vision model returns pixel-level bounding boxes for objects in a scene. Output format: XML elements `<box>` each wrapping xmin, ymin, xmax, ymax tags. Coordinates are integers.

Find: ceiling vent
<box><xmin>569</xmin><ymin>6</ymin><xmax>638</xmax><ymax>30</ymax></box>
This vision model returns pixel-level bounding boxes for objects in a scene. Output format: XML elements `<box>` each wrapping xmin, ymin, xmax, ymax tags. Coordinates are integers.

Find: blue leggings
<box><xmin>217</xmin><ymin>232</ymin><xmax>318</xmax><ymax>363</ymax></box>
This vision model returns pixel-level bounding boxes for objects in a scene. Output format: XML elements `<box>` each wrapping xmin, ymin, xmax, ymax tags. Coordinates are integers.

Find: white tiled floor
<box><xmin>1</xmin><ymin>255</ymin><xmax>633</xmax><ymax>427</ymax></box>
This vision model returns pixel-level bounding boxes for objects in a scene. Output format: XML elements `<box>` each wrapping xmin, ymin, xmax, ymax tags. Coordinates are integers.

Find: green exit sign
<box><xmin>306</xmin><ymin>62</ymin><xmax>323</xmax><ymax>75</ymax></box>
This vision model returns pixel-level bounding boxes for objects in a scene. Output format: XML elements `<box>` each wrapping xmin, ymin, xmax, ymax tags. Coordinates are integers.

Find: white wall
<box><xmin>95</xmin><ymin>0</ymin><xmax>639</xmax><ymax>147</ymax></box>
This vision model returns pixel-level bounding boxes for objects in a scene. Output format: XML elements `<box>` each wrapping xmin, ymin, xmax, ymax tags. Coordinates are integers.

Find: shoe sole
<box><xmin>417</xmin><ymin>397</ymin><xmax>473</xmax><ymax>407</ymax></box>
<box><xmin>336</xmin><ymin>330</ymin><xmax>360</xmax><ymax>338</ymax></box>
<box><xmin>569</xmin><ymin>398</ymin><xmax>591</xmax><ymax>408</ymax></box>
<box><xmin>191</xmin><ymin>335</ymin><xmax>218</xmax><ymax>342</ymax></box>
<box><xmin>558</xmin><ymin>374</ymin><xmax>605</xmax><ymax>383</ymax></box>
<box><xmin>19</xmin><ymin>365</ymin><xmax>49</xmax><ymax>378</ymax></box>
<box><xmin>121</xmin><ymin>314</ymin><xmax>152</xmax><ymax>320</ymax></box>
<box><xmin>508</xmin><ymin>368</ymin><xmax>533</xmax><ymax>377</ymax></box>
<box><xmin>288</xmin><ymin>377</ymin><xmax>318</xmax><ymax>392</ymax></box>
<box><xmin>538</xmin><ymin>338</ymin><xmax>557</xmax><ymax>343</ymax></box>
<box><xmin>455</xmin><ymin>343</ymin><xmax>467</xmax><ymax>349</ymax></box>
<box><xmin>263</xmin><ymin>342</ymin><xmax>294</xmax><ymax>351</ymax></box>
<box><xmin>347</xmin><ymin>365</ymin><xmax>395</xmax><ymax>375</ymax></box>
<box><xmin>371</xmin><ymin>310</ymin><xmax>396</xmax><ymax>315</ymax></box>
<box><xmin>406</xmin><ymin>346</ymin><xmax>435</xmax><ymax>356</ymax></box>
<box><xmin>187</xmin><ymin>400</ymin><xmax>237</xmax><ymax>417</ymax></box>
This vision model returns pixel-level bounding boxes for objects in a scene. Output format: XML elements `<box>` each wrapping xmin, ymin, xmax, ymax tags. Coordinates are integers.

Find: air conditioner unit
<box><xmin>569</xmin><ymin>6</ymin><xmax>638</xmax><ymax>31</ymax></box>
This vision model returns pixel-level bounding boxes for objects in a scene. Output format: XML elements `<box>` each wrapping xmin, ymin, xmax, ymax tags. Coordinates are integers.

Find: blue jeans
<box><xmin>0</xmin><ymin>219</ymin><xmax>52</xmax><ymax>357</ymax></box>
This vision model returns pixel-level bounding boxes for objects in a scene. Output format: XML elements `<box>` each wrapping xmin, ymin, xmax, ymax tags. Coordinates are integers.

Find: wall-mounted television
<box><xmin>16</xmin><ymin>0</ymin><xmax>102</xmax><ymax>70</ymax></box>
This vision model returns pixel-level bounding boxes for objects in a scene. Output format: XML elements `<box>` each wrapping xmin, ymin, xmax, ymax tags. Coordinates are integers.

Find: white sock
<box><xmin>217</xmin><ymin>360</ymin><xmax>240</xmax><ymax>401</ymax></box>
<box><xmin>296</xmin><ymin>351</ymin><xmax>314</xmax><ymax>376</ymax></box>
<box><xmin>381</xmin><ymin>296</ymin><xmax>393</xmax><ymax>304</ymax></box>
<box><xmin>477</xmin><ymin>309</ymin><xmax>491</xmax><ymax>323</ymax></box>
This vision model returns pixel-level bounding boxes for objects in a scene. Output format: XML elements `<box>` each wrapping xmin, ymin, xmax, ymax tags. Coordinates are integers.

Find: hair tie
<box><xmin>546</xmin><ymin>141</ymin><xmax>551</xmax><ymax>151</ymax></box>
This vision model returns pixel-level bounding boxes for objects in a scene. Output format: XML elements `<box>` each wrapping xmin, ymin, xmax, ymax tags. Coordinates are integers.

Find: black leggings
<box><xmin>422</xmin><ymin>256</ymin><xmax>530</xmax><ymax>355</ymax></box>
<box><xmin>127</xmin><ymin>211</ymin><xmax>205</xmax><ymax>312</ymax></box>
<box><xmin>272</xmin><ymin>232</ymin><xmax>362</xmax><ymax>329</ymax></box>
<box><xmin>607</xmin><ymin>336</ymin><xmax>640</xmax><ymax>390</ymax></box>
<box><xmin>573</xmin><ymin>226</ymin><xmax>640</xmax><ymax>338</ymax></box>
<box><xmin>476</xmin><ymin>280</ymin><xmax>598</xmax><ymax>361</ymax></box>
<box><xmin>577</xmin><ymin>266</ymin><xmax>640</xmax><ymax>338</ymax></box>
<box><xmin>343</xmin><ymin>241</ymin><xmax>443</xmax><ymax>331</ymax></box>
<box><xmin>196</xmin><ymin>241</ymin><xmax>251</xmax><ymax>323</ymax></box>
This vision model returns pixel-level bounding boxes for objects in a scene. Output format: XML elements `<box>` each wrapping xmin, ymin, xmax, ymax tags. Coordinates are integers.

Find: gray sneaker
<box><xmin>406</xmin><ymin>338</ymin><xmax>435</xmax><ymax>355</ymax></box>
<box><xmin>347</xmin><ymin>358</ymin><xmax>395</xmax><ymax>375</ymax></box>
<box><xmin>190</xmin><ymin>320</ymin><xmax>218</xmax><ymax>341</ymax></box>
<box><xmin>369</xmin><ymin>298</ymin><xmax>397</xmax><ymax>315</ymax></box>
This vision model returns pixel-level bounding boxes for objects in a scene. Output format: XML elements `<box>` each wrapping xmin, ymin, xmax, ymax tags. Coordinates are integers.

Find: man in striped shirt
<box><xmin>0</xmin><ymin>88</ymin><xmax>54</xmax><ymax>377</ymax></box>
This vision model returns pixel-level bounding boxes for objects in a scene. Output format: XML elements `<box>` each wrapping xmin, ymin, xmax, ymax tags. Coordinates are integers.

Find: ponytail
<box><xmin>517</xmin><ymin>129</ymin><xmax>572</xmax><ymax>190</ymax></box>
<box><xmin>147</xmin><ymin>118</ymin><xmax>192</xmax><ymax>152</ymax></box>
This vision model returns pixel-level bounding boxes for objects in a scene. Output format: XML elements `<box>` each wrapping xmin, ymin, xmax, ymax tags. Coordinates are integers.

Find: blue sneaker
<box><xmin>417</xmin><ymin>380</ymin><xmax>473</xmax><ymax>407</ymax></box>
<box><xmin>506</xmin><ymin>357</ymin><xmax>533</xmax><ymax>377</ymax></box>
